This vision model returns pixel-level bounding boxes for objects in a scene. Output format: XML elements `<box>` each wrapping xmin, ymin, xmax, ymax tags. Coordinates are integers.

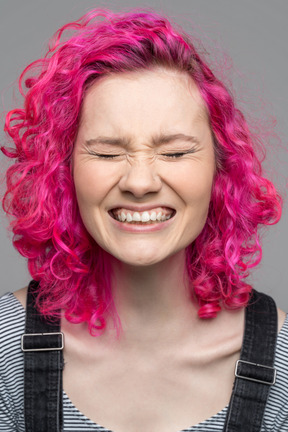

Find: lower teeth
<box><xmin>117</xmin><ymin>219</ymin><xmax>167</xmax><ymax>224</ymax></box>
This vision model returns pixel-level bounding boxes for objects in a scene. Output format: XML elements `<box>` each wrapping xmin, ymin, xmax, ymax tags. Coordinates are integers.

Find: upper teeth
<box><xmin>113</xmin><ymin>209</ymin><xmax>173</xmax><ymax>223</ymax></box>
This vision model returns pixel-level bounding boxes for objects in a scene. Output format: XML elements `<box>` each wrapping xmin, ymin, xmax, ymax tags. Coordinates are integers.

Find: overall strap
<box><xmin>21</xmin><ymin>280</ymin><xmax>64</xmax><ymax>432</ymax></box>
<box><xmin>224</xmin><ymin>289</ymin><xmax>278</xmax><ymax>432</ymax></box>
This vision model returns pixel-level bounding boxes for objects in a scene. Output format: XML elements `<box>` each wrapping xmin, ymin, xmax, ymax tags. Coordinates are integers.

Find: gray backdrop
<box><xmin>0</xmin><ymin>0</ymin><xmax>287</xmax><ymax>307</ymax></box>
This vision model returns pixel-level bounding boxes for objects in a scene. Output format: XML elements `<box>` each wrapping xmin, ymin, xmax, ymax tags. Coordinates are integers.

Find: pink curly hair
<box><xmin>1</xmin><ymin>8</ymin><xmax>282</xmax><ymax>334</ymax></box>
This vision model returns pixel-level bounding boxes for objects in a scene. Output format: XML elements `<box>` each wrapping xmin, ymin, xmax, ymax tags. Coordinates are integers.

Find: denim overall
<box><xmin>21</xmin><ymin>280</ymin><xmax>278</xmax><ymax>431</ymax></box>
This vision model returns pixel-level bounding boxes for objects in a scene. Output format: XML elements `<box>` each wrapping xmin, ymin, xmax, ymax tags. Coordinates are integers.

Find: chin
<box><xmin>112</xmin><ymin>250</ymin><xmax>168</xmax><ymax>267</ymax></box>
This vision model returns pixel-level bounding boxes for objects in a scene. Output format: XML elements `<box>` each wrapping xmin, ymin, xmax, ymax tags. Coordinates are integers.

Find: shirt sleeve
<box><xmin>0</xmin><ymin>293</ymin><xmax>26</xmax><ymax>431</ymax></box>
<box><xmin>0</xmin><ymin>373</ymin><xmax>18</xmax><ymax>431</ymax></box>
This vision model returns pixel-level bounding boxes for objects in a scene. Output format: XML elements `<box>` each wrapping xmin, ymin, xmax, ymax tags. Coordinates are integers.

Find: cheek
<box><xmin>182</xmin><ymin>172</ymin><xmax>214</xmax><ymax>241</ymax></box>
<box><xmin>73</xmin><ymin>162</ymin><xmax>118</xmax><ymax>206</ymax></box>
<box><xmin>72</xmin><ymin>163</ymin><xmax>113</xmax><ymax>242</ymax></box>
<box><xmin>173</xmin><ymin>166</ymin><xmax>214</xmax><ymax>207</ymax></box>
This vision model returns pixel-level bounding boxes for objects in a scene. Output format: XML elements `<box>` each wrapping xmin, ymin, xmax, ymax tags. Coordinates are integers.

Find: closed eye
<box><xmin>163</xmin><ymin>152</ymin><xmax>187</xmax><ymax>158</ymax></box>
<box><xmin>88</xmin><ymin>152</ymin><xmax>122</xmax><ymax>159</ymax></box>
<box><xmin>162</xmin><ymin>149</ymin><xmax>197</xmax><ymax>158</ymax></box>
<box><xmin>87</xmin><ymin>149</ymin><xmax>197</xmax><ymax>159</ymax></box>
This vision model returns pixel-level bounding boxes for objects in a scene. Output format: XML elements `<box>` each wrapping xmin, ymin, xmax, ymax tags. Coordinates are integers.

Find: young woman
<box><xmin>0</xmin><ymin>8</ymin><xmax>287</xmax><ymax>432</ymax></box>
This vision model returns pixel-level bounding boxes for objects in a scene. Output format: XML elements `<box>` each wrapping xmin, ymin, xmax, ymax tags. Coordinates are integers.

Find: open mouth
<box><xmin>109</xmin><ymin>207</ymin><xmax>176</xmax><ymax>224</ymax></box>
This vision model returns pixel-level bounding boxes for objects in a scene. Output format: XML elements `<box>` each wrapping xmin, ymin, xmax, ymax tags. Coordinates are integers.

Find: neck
<box><xmin>107</xmin><ymin>250</ymin><xmax>199</xmax><ymax>343</ymax></box>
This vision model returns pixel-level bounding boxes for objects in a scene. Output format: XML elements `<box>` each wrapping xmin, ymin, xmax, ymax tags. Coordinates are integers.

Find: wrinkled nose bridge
<box><xmin>128</xmin><ymin>155</ymin><xmax>155</xmax><ymax>175</ymax></box>
<box><xmin>119</xmin><ymin>155</ymin><xmax>162</xmax><ymax>194</ymax></box>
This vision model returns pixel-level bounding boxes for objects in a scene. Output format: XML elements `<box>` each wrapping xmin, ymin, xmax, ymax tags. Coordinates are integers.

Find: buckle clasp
<box><xmin>235</xmin><ymin>359</ymin><xmax>276</xmax><ymax>386</ymax></box>
<box><xmin>21</xmin><ymin>332</ymin><xmax>64</xmax><ymax>352</ymax></box>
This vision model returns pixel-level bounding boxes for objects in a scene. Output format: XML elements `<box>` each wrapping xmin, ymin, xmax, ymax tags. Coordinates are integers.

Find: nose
<box><xmin>118</xmin><ymin>158</ymin><xmax>162</xmax><ymax>198</ymax></box>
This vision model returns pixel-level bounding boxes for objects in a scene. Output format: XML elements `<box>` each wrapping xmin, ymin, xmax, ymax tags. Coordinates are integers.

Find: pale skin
<box><xmin>14</xmin><ymin>68</ymin><xmax>286</xmax><ymax>432</ymax></box>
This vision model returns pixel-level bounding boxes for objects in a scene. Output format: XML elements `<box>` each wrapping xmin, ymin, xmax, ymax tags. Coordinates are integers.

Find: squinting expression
<box><xmin>73</xmin><ymin>68</ymin><xmax>216</xmax><ymax>266</ymax></box>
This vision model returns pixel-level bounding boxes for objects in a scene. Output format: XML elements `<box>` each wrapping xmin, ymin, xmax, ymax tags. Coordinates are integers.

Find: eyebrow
<box><xmin>85</xmin><ymin>133</ymin><xmax>199</xmax><ymax>148</ymax></box>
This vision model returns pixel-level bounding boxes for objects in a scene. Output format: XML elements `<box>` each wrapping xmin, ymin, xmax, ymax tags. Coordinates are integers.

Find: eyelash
<box><xmin>88</xmin><ymin>150</ymin><xmax>196</xmax><ymax>159</ymax></box>
<box><xmin>91</xmin><ymin>153</ymin><xmax>119</xmax><ymax>159</ymax></box>
<box><xmin>85</xmin><ymin>150</ymin><xmax>120</xmax><ymax>159</ymax></box>
<box><xmin>164</xmin><ymin>151</ymin><xmax>194</xmax><ymax>158</ymax></box>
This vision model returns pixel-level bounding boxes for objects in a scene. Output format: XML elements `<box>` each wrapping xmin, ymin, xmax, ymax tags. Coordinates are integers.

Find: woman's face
<box><xmin>73</xmin><ymin>68</ymin><xmax>215</xmax><ymax>266</ymax></box>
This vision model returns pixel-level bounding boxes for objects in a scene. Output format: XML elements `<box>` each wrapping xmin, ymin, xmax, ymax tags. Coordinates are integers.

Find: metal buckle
<box><xmin>21</xmin><ymin>332</ymin><xmax>64</xmax><ymax>352</ymax></box>
<box><xmin>235</xmin><ymin>359</ymin><xmax>276</xmax><ymax>385</ymax></box>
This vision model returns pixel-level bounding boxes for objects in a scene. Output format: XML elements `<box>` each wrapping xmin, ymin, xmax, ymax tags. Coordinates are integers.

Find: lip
<box><xmin>108</xmin><ymin>204</ymin><xmax>175</xmax><ymax>212</ymax></box>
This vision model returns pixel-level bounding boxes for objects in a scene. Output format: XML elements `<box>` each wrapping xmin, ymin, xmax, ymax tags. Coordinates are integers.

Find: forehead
<box><xmin>80</xmin><ymin>68</ymin><xmax>208</xmax><ymax>135</ymax></box>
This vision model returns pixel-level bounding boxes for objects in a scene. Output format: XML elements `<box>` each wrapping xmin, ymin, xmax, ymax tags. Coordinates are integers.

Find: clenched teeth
<box><xmin>111</xmin><ymin>208</ymin><xmax>174</xmax><ymax>224</ymax></box>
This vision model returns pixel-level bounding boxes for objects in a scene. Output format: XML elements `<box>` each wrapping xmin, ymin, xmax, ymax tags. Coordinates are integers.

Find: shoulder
<box><xmin>277</xmin><ymin>308</ymin><xmax>286</xmax><ymax>333</ymax></box>
<box><xmin>0</xmin><ymin>291</ymin><xmax>26</xmax><ymax>363</ymax></box>
<box><xmin>0</xmin><ymin>290</ymin><xmax>26</xmax><ymax>324</ymax></box>
<box><xmin>0</xmin><ymin>290</ymin><xmax>26</xmax><ymax>325</ymax></box>
<box><xmin>10</xmin><ymin>286</ymin><xmax>28</xmax><ymax>309</ymax></box>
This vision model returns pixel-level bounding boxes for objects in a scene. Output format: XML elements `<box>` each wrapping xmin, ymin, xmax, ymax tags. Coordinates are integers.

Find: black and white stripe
<box><xmin>1</xmin><ymin>292</ymin><xmax>288</xmax><ymax>431</ymax></box>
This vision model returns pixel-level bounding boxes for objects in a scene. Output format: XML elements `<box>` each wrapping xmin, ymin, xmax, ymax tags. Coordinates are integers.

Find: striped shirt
<box><xmin>1</xmin><ymin>292</ymin><xmax>288</xmax><ymax>431</ymax></box>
